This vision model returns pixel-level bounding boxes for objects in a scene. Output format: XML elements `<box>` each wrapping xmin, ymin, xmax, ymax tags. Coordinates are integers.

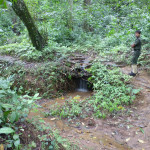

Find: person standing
<box><xmin>129</xmin><ymin>30</ymin><xmax>142</xmax><ymax>77</ymax></box>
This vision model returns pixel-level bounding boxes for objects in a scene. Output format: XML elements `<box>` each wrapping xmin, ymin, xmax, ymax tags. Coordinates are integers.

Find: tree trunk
<box><xmin>11</xmin><ymin>0</ymin><xmax>46</xmax><ymax>50</ymax></box>
<box><xmin>83</xmin><ymin>0</ymin><xmax>91</xmax><ymax>7</ymax></box>
<box><xmin>83</xmin><ymin>0</ymin><xmax>92</xmax><ymax>32</ymax></box>
<box><xmin>68</xmin><ymin>0</ymin><xmax>73</xmax><ymax>30</ymax></box>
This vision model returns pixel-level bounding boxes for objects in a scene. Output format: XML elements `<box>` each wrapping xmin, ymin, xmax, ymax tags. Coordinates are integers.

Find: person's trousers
<box><xmin>131</xmin><ymin>50</ymin><xmax>141</xmax><ymax>74</ymax></box>
<box><xmin>132</xmin><ymin>50</ymin><xmax>141</xmax><ymax>65</ymax></box>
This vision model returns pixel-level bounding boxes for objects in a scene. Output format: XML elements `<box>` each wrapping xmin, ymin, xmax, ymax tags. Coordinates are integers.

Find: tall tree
<box><xmin>83</xmin><ymin>0</ymin><xmax>91</xmax><ymax>6</ymax></box>
<box><xmin>68</xmin><ymin>0</ymin><xmax>73</xmax><ymax>30</ymax></box>
<box><xmin>7</xmin><ymin>0</ymin><xmax>47</xmax><ymax>50</ymax></box>
<box><xmin>83</xmin><ymin>0</ymin><xmax>92</xmax><ymax>31</ymax></box>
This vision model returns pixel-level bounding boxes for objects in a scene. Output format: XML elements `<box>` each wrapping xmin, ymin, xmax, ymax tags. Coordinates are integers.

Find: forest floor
<box><xmin>28</xmin><ymin>66</ymin><xmax>150</xmax><ymax>150</ymax></box>
<box><xmin>0</xmin><ymin>55</ymin><xmax>150</xmax><ymax>150</ymax></box>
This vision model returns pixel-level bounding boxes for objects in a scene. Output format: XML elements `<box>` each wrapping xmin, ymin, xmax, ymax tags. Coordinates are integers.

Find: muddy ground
<box><xmin>29</xmin><ymin>66</ymin><xmax>150</xmax><ymax>150</ymax></box>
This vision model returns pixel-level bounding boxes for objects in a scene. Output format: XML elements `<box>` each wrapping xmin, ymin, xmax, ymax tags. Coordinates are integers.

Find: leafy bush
<box><xmin>0</xmin><ymin>41</ymin><xmax>72</xmax><ymax>62</ymax></box>
<box><xmin>0</xmin><ymin>8</ymin><xmax>25</xmax><ymax>46</ymax></box>
<box><xmin>0</xmin><ymin>76</ymin><xmax>75</xmax><ymax>149</ymax></box>
<box><xmin>87</xmin><ymin>62</ymin><xmax>136</xmax><ymax>117</ymax></box>
<box><xmin>0</xmin><ymin>77</ymin><xmax>17</xmax><ymax>103</ymax></box>
<box><xmin>0</xmin><ymin>42</ymin><xmax>39</xmax><ymax>61</ymax></box>
<box><xmin>49</xmin><ymin>98</ymin><xmax>83</xmax><ymax>119</ymax></box>
<box><xmin>0</xmin><ymin>77</ymin><xmax>39</xmax><ymax>149</ymax></box>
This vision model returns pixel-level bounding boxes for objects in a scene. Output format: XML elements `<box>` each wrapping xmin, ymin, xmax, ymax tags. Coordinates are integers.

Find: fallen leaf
<box><xmin>76</xmin><ymin>130</ymin><xmax>82</xmax><ymax>134</ymax></box>
<box><xmin>0</xmin><ymin>144</ymin><xmax>4</xmax><ymax>150</ymax></box>
<box><xmin>51</xmin><ymin>118</ymin><xmax>56</xmax><ymax>121</ymax></box>
<box><xmin>118</xmin><ymin>106</ymin><xmax>124</xmax><ymax>110</ymax></box>
<box><xmin>73</xmin><ymin>96</ymin><xmax>80</xmax><ymax>100</ymax></box>
<box><xmin>138</xmin><ymin>139</ymin><xmax>145</xmax><ymax>144</ymax></box>
<box><xmin>20</xmin><ymin>129</ymin><xmax>24</xmax><ymax>131</ymax></box>
<box><xmin>93</xmin><ymin>137</ymin><xmax>97</xmax><ymax>139</ymax></box>
<box><xmin>140</xmin><ymin>128</ymin><xmax>144</xmax><ymax>134</ymax></box>
<box><xmin>126</xmin><ymin>138</ymin><xmax>130</xmax><ymax>142</ymax></box>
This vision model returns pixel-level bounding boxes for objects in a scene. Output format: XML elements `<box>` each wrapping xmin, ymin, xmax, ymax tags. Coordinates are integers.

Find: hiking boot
<box><xmin>129</xmin><ymin>72</ymin><xmax>136</xmax><ymax>77</ymax></box>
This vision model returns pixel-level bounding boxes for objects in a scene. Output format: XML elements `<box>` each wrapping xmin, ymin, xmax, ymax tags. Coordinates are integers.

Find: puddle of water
<box><xmin>76</xmin><ymin>88</ymin><xmax>88</xmax><ymax>92</ymax></box>
<box><xmin>41</xmin><ymin>91</ymin><xmax>92</xmax><ymax>108</ymax></box>
<box><xmin>29</xmin><ymin>91</ymin><xmax>92</xmax><ymax>129</ymax></box>
<box><xmin>78</xmin><ymin>131</ymin><xmax>131</xmax><ymax>150</ymax></box>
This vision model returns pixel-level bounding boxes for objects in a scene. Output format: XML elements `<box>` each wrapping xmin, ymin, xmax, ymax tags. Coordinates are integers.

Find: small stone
<box><xmin>126</xmin><ymin>138</ymin><xmax>130</xmax><ymax>142</ymax></box>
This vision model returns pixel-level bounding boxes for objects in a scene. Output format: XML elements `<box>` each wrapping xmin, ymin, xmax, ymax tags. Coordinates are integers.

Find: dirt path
<box><xmin>0</xmin><ymin>55</ymin><xmax>43</xmax><ymax>69</ymax></box>
<box><xmin>117</xmin><ymin>66</ymin><xmax>150</xmax><ymax>150</ymax></box>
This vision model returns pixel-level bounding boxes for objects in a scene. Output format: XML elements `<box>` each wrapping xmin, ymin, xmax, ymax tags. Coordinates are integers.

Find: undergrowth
<box><xmin>0</xmin><ymin>76</ymin><xmax>40</xmax><ymax>149</ymax></box>
<box><xmin>0</xmin><ymin>61</ymin><xmax>73</xmax><ymax>98</ymax></box>
<box><xmin>87</xmin><ymin>62</ymin><xmax>139</xmax><ymax>118</ymax></box>
<box><xmin>0</xmin><ymin>76</ymin><xmax>77</xmax><ymax>150</ymax></box>
<box><xmin>48</xmin><ymin>62</ymin><xmax>140</xmax><ymax>119</ymax></box>
<box><xmin>0</xmin><ymin>41</ymin><xmax>73</xmax><ymax>62</ymax></box>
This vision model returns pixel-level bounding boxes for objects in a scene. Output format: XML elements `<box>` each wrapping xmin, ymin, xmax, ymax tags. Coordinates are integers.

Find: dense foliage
<box><xmin>0</xmin><ymin>77</ymin><xmax>38</xmax><ymax>149</ymax></box>
<box><xmin>0</xmin><ymin>76</ymin><xmax>75</xmax><ymax>150</ymax></box>
<box><xmin>0</xmin><ymin>0</ymin><xmax>150</xmax><ymax>64</ymax></box>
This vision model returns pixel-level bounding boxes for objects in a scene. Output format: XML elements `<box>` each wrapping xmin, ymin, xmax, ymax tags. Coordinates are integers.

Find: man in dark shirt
<box><xmin>129</xmin><ymin>30</ymin><xmax>142</xmax><ymax>77</ymax></box>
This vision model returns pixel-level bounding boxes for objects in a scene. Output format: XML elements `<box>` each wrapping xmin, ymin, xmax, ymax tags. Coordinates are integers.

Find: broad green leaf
<box><xmin>0</xmin><ymin>119</ymin><xmax>3</xmax><ymax>124</ymax></box>
<box><xmin>132</xmin><ymin>89</ymin><xmax>140</xmax><ymax>95</ymax></box>
<box><xmin>14</xmin><ymin>139</ymin><xmax>20</xmax><ymax>147</ymax></box>
<box><xmin>0</xmin><ymin>127</ymin><xmax>15</xmax><ymax>134</ymax></box>
<box><xmin>1</xmin><ymin>104</ymin><xmax>13</xmax><ymax>109</ymax></box>
<box><xmin>13</xmin><ymin>134</ymin><xmax>19</xmax><ymax>140</ymax></box>
<box><xmin>33</xmin><ymin>93</ymin><xmax>41</xmax><ymax>100</ymax></box>
<box><xmin>3</xmin><ymin>110</ymin><xmax>11</xmax><ymax>120</ymax></box>
<box><xmin>9</xmin><ymin>112</ymin><xmax>17</xmax><ymax>123</ymax></box>
<box><xmin>34</xmin><ymin>93</ymin><xmax>39</xmax><ymax>97</ymax></box>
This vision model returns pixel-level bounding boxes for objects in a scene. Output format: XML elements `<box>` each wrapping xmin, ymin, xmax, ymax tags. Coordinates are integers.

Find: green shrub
<box><xmin>87</xmin><ymin>62</ymin><xmax>136</xmax><ymax>117</ymax></box>
<box><xmin>0</xmin><ymin>77</ymin><xmax>40</xmax><ymax>149</ymax></box>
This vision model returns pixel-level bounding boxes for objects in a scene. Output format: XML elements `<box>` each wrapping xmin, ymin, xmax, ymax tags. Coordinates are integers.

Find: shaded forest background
<box><xmin>0</xmin><ymin>0</ymin><xmax>150</xmax><ymax>65</ymax></box>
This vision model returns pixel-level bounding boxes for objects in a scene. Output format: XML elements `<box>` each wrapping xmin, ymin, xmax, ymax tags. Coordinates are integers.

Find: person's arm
<box><xmin>131</xmin><ymin>39</ymin><xmax>140</xmax><ymax>48</ymax></box>
<box><xmin>131</xmin><ymin>44</ymin><xmax>135</xmax><ymax>48</ymax></box>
